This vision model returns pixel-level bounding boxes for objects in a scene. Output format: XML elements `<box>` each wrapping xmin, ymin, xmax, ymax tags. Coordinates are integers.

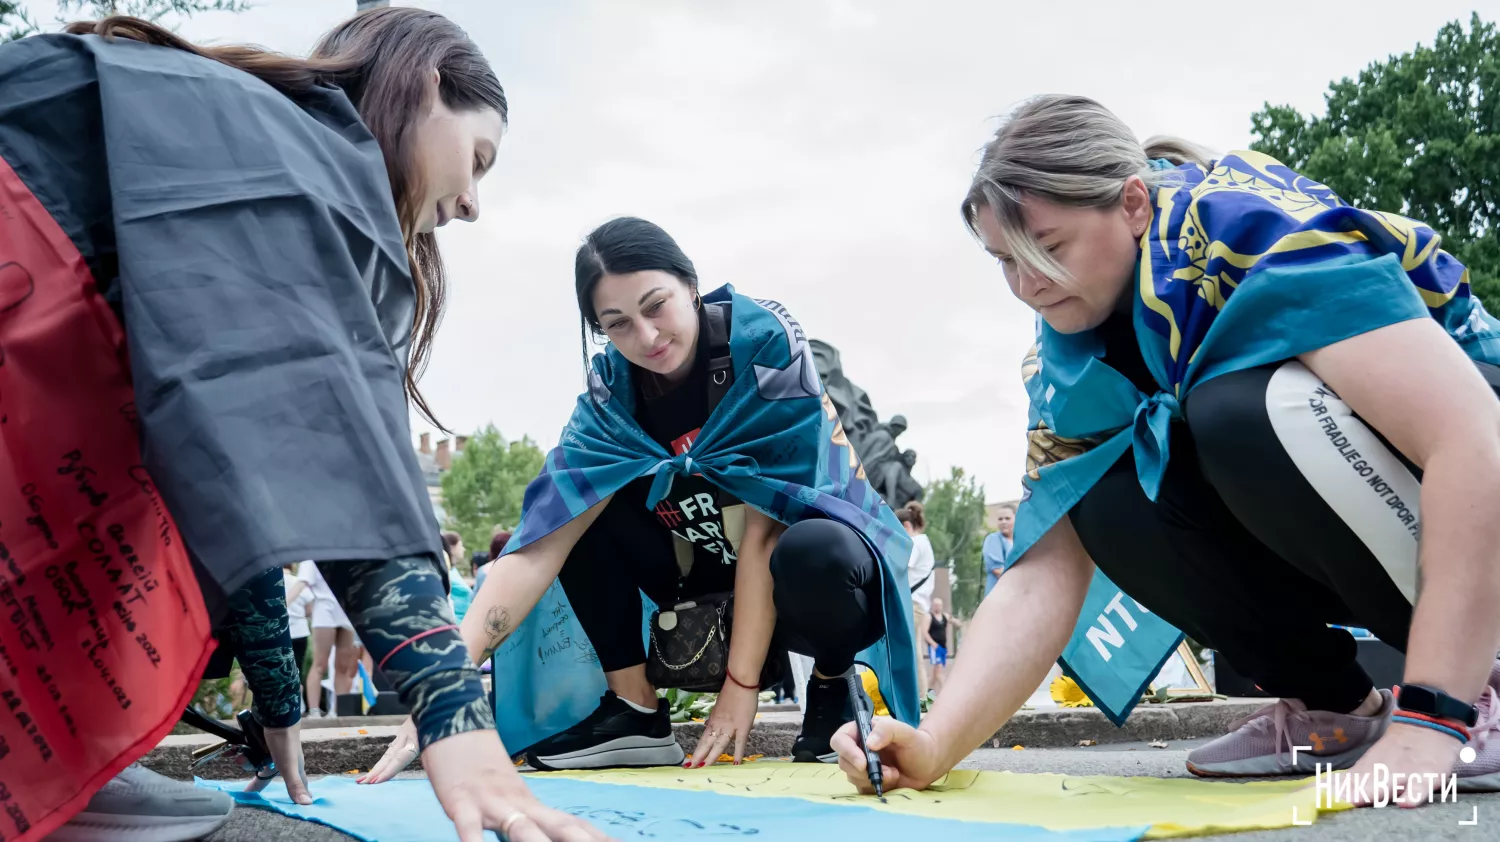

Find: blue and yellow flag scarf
<box><xmin>1010</xmin><ymin>150</ymin><xmax>1500</xmax><ymax>724</ymax></box>
<box><xmin>491</xmin><ymin>285</ymin><xmax>920</xmax><ymax>752</ymax></box>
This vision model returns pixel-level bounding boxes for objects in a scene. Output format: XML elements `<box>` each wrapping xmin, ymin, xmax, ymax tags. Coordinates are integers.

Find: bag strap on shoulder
<box><xmin>704</xmin><ymin>300</ymin><xmax>734</xmax><ymax>412</ymax></box>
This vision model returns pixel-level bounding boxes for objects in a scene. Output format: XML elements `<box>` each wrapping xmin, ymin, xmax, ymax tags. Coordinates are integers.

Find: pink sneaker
<box><xmin>1186</xmin><ymin>690</ymin><xmax>1393</xmax><ymax>777</ymax></box>
<box><xmin>1456</xmin><ymin>659</ymin><xmax>1500</xmax><ymax>792</ymax></box>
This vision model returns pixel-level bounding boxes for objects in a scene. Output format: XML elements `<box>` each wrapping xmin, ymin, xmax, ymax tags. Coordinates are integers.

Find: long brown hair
<box><xmin>65</xmin><ymin>9</ymin><xmax>508</xmax><ymax>428</ymax></box>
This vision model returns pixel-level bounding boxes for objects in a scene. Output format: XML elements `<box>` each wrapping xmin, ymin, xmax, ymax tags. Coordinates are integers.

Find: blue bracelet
<box><xmin>1391</xmin><ymin>713</ymin><xmax>1468</xmax><ymax>743</ymax></box>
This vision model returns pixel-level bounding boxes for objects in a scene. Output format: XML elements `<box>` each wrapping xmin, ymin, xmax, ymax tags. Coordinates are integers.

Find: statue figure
<box><xmin>808</xmin><ymin>339</ymin><xmax>923</xmax><ymax>509</ymax></box>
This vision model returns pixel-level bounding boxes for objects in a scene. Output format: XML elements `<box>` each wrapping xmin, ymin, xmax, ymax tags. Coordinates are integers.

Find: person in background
<box><xmin>981</xmin><ymin>504</ymin><xmax>1016</xmax><ymax>596</ymax></box>
<box><xmin>475</xmin><ymin>529</ymin><xmax>510</xmax><ymax>595</ymax></box>
<box><xmin>923</xmin><ymin>597</ymin><xmax>963</xmax><ymax>695</ymax></box>
<box><xmin>898</xmin><ymin>501</ymin><xmax>936</xmax><ymax>700</ymax></box>
<box><xmin>285</xmin><ymin>563</ymin><xmax>316</xmax><ymax>697</ymax></box>
<box><xmin>442</xmin><ymin>531</ymin><xmax>474</xmax><ymax>624</ymax></box>
<box><xmin>299</xmin><ymin>559</ymin><xmax>360</xmax><ymax>718</ymax></box>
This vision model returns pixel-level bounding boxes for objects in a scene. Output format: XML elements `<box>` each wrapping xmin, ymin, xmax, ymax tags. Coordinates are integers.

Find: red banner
<box><xmin>0</xmin><ymin>155</ymin><xmax>214</xmax><ymax>841</ymax></box>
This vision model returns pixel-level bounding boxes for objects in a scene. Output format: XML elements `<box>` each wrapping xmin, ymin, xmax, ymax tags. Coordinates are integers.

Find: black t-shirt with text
<box><xmin>632</xmin><ymin>309</ymin><xmax>742</xmax><ymax>579</ymax></box>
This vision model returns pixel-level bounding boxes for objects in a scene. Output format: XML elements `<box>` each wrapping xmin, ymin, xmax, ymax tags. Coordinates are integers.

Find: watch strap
<box><xmin>1396</xmin><ymin>683</ymin><xmax>1479</xmax><ymax>727</ymax></box>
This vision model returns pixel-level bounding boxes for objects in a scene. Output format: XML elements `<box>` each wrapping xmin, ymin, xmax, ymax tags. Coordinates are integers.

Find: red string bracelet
<box><xmin>725</xmin><ymin>667</ymin><xmax>760</xmax><ymax>691</ymax></box>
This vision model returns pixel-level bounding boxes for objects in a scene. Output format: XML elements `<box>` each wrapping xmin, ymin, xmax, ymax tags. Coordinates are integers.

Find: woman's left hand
<box><xmin>1342</xmin><ymin>722</ymin><xmax>1464</xmax><ymax>807</ymax></box>
<box><xmin>688</xmin><ymin>681</ymin><xmax>760</xmax><ymax>767</ymax></box>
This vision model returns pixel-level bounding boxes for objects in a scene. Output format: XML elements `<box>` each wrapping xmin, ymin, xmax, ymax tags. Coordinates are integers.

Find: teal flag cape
<box><xmin>491</xmin><ymin>285</ymin><xmax>920</xmax><ymax>752</ymax></box>
<box><xmin>1009</xmin><ymin>151</ymin><xmax>1500</xmax><ymax>725</ymax></box>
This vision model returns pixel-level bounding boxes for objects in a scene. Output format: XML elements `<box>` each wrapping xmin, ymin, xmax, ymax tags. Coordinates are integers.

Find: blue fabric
<box><xmin>448</xmin><ymin>572</ymin><xmax>472</xmax><ymax>625</ymax></box>
<box><xmin>1010</xmin><ymin>151</ymin><xmax>1500</xmax><ymax>726</ymax></box>
<box><xmin>981</xmin><ymin>531</ymin><xmax>1010</xmax><ymax>596</ymax></box>
<box><xmin>1390</xmin><ymin>715</ymin><xmax>1468</xmax><ymax>744</ymax></box>
<box><xmin>492</xmin><ymin>286</ymin><xmax>920</xmax><ymax>752</ymax></box>
<box><xmin>200</xmin><ymin>776</ymin><xmax>1147</xmax><ymax>842</ymax></box>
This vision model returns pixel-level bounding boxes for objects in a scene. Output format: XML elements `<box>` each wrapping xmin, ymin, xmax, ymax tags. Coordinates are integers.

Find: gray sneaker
<box><xmin>49</xmin><ymin>763</ymin><xmax>234</xmax><ymax>842</ymax></box>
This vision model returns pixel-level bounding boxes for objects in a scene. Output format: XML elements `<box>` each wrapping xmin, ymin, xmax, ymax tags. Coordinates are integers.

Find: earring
<box><xmin>694</xmin><ymin>294</ymin><xmax>702</xmax><ymax>310</ymax></box>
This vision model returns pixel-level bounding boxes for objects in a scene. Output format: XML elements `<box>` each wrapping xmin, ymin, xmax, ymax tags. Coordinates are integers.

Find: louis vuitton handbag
<box><xmin>646</xmin><ymin>593</ymin><xmax>733</xmax><ymax>693</ymax></box>
<box><xmin>645</xmin><ymin>593</ymin><xmax>785</xmax><ymax>693</ymax></box>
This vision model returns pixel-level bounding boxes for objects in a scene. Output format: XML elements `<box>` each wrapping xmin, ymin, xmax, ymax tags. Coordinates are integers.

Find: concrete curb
<box><xmin>990</xmin><ymin>699</ymin><xmax>1267</xmax><ymax>749</ymax></box>
<box><xmin>144</xmin><ymin>700</ymin><xmax>1269</xmax><ymax>781</ymax></box>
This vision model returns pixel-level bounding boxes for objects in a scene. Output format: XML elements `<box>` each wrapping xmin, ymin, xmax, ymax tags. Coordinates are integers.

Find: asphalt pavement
<box><xmin>204</xmin><ymin>741</ymin><xmax>1498</xmax><ymax>841</ymax></box>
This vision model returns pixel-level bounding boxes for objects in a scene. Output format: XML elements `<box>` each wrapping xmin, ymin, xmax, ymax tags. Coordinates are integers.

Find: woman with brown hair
<box><xmin>0</xmin><ymin>9</ymin><xmax>603</xmax><ymax>842</ymax></box>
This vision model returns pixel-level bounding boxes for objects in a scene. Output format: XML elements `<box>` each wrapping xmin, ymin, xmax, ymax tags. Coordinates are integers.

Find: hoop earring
<box><xmin>694</xmin><ymin>294</ymin><xmax>702</xmax><ymax>310</ymax></box>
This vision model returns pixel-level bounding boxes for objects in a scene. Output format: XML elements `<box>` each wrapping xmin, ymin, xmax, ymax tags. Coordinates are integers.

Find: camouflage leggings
<box><xmin>319</xmin><ymin>557</ymin><xmax>493</xmax><ymax>749</ymax></box>
<box><xmin>226</xmin><ymin>556</ymin><xmax>491</xmax><ymax>748</ymax></box>
<box><xmin>221</xmin><ymin>567</ymin><xmax>302</xmax><ymax>728</ymax></box>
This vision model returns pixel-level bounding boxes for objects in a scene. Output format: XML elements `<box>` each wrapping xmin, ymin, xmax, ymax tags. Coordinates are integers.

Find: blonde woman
<box><xmin>835</xmin><ymin>94</ymin><xmax>1500</xmax><ymax>805</ymax></box>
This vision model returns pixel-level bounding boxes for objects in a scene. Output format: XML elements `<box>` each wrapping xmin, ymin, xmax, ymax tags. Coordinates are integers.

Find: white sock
<box><xmin>619</xmin><ymin>695</ymin><xmax>656</xmax><ymax>714</ymax></box>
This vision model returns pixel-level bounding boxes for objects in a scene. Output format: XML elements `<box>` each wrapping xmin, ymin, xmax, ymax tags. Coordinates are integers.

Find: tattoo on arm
<box><xmin>477</xmin><ymin>605</ymin><xmax>513</xmax><ymax>663</ymax></box>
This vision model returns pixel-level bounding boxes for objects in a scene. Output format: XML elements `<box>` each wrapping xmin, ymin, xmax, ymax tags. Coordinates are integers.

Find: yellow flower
<box><xmin>1050</xmin><ymin>675</ymin><xmax>1094</xmax><ymax>707</ymax></box>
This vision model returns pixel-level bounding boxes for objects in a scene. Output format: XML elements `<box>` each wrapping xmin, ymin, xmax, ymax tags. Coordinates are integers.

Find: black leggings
<box><xmin>559</xmin><ymin>491</ymin><xmax>885</xmax><ymax>679</ymax></box>
<box><xmin>1070</xmin><ymin>360</ymin><xmax>1500</xmax><ymax>714</ymax></box>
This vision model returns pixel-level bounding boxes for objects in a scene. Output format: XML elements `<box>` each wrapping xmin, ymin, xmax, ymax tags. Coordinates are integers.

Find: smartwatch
<box><xmin>1397</xmin><ymin>683</ymin><xmax>1479</xmax><ymax>727</ymax></box>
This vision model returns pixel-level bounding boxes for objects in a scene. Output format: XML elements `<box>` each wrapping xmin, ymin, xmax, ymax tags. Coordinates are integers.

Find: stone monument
<box><xmin>809</xmin><ymin>339</ymin><xmax>923</xmax><ymax>509</ymax></box>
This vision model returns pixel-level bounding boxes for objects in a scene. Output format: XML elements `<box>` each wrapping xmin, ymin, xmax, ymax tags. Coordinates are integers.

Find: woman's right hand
<box><xmin>830</xmin><ymin>716</ymin><xmax>946</xmax><ymax>794</ymax></box>
<box><xmin>423</xmin><ymin>729</ymin><xmax>613</xmax><ymax>842</ymax></box>
<box><xmin>253</xmin><ymin>722</ymin><xmax>312</xmax><ymax>804</ymax></box>
<box><xmin>356</xmin><ymin>716</ymin><xmax>420</xmax><ymax>784</ymax></box>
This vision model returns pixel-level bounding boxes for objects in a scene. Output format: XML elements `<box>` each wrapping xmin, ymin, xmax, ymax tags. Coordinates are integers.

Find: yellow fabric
<box><xmin>860</xmin><ymin>669</ymin><xmax>890</xmax><ymax>717</ymax></box>
<box><xmin>537</xmin><ymin>762</ymin><xmax>1349</xmax><ymax>838</ymax></box>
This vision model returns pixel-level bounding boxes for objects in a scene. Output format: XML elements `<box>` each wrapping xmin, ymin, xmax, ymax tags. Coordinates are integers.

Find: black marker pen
<box><xmin>845</xmin><ymin>672</ymin><xmax>885</xmax><ymax>802</ymax></box>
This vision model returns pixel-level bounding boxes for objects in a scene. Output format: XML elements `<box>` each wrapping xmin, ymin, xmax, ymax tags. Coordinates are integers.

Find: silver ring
<box><xmin>501</xmin><ymin>811</ymin><xmax>526</xmax><ymax>835</ymax></box>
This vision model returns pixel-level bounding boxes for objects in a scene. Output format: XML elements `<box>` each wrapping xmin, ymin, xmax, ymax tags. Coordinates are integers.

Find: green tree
<box><xmin>440</xmin><ymin>425</ymin><xmax>545</xmax><ymax>560</ymax></box>
<box><xmin>2</xmin><ymin>1</ymin><xmax>36</xmax><ymax>40</ymax></box>
<box><xmin>1250</xmin><ymin>13</ymin><xmax>1500</xmax><ymax>309</ymax></box>
<box><xmin>3</xmin><ymin>0</ymin><xmax>248</xmax><ymax>40</ymax></box>
<box><xmin>919</xmin><ymin>466</ymin><xmax>988</xmax><ymax>619</ymax></box>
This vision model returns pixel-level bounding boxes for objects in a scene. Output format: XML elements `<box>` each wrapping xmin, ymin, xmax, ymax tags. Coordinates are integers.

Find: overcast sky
<box><xmin>37</xmin><ymin>0</ymin><xmax>1498</xmax><ymax>501</ymax></box>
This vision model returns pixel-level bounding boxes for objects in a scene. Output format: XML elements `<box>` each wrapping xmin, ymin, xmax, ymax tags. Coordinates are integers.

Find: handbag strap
<box><xmin>704</xmin><ymin>300</ymin><xmax>734</xmax><ymax>413</ymax></box>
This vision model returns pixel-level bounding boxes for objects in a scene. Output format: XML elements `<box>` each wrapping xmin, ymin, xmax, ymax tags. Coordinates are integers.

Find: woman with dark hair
<box><xmin>474</xmin><ymin>529</ymin><xmax>512</xmax><ymax>594</ymax></box>
<box><xmin>362</xmin><ymin>217</ymin><xmax>919</xmax><ymax>782</ymax></box>
<box><xmin>1</xmin><ymin>10</ymin><xmax>603</xmax><ymax>842</ymax></box>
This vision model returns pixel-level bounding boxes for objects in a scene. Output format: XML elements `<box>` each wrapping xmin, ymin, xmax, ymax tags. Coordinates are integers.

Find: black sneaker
<box><xmin>525</xmin><ymin>691</ymin><xmax>685</xmax><ymax>771</ymax></box>
<box><xmin>792</xmin><ymin>674</ymin><xmax>855</xmax><ymax>763</ymax></box>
